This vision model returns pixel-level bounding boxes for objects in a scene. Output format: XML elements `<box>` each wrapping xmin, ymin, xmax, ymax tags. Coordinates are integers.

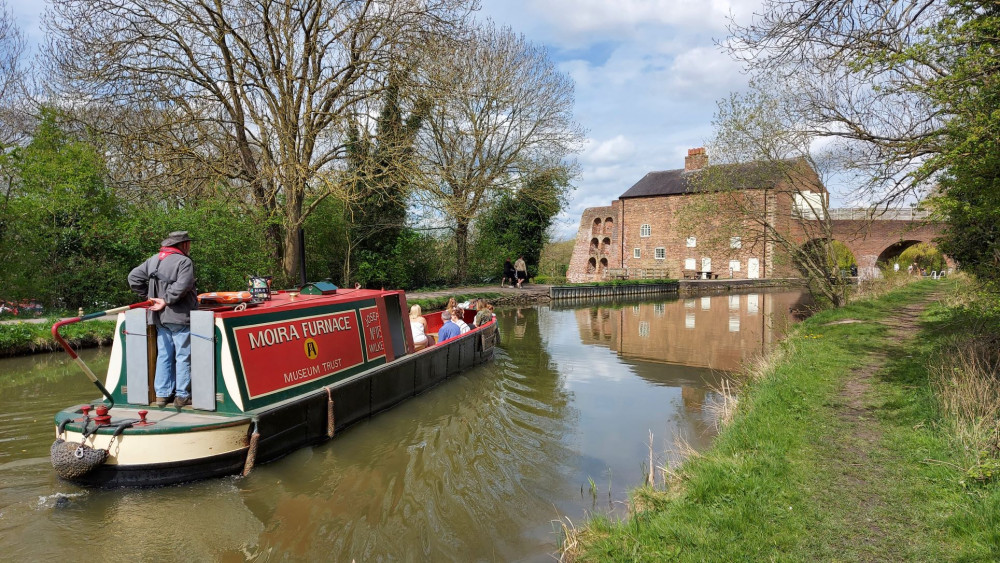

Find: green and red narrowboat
<box><xmin>50</xmin><ymin>287</ymin><xmax>496</xmax><ymax>487</ymax></box>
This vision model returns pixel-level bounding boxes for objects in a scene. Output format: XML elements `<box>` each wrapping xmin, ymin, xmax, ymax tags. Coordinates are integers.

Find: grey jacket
<box><xmin>128</xmin><ymin>252</ymin><xmax>197</xmax><ymax>326</ymax></box>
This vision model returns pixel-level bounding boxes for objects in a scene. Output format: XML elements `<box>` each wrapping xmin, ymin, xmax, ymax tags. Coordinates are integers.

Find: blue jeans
<box><xmin>155</xmin><ymin>322</ymin><xmax>191</xmax><ymax>399</ymax></box>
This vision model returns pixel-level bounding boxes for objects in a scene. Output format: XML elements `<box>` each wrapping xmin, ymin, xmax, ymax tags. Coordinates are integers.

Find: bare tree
<box><xmin>414</xmin><ymin>24</ymin><xmax>584</xmax><ymax>281</ymax></box>
<box><xmin>0</xmin><ymin>1</ymin><xmax>27</xmax><ymax>246</ymax></box>
<box><xmin>44</xmin><ymin>0</ymin><xmax>474</xmax><ymax>282</ymax></box>
<box><xmin>727</xmin><ymin>0</ymin><xmax>948</xmax><ymax>207</ymax></box>
<box><xmin>682</xmin><ymin>82</ymin><xmax>851</xmax><ymax>306</ymax></box>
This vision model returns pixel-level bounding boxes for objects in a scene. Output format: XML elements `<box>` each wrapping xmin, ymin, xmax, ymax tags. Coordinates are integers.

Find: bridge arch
<box><xmin>876</xmin><ymin>240</ymin><xmax>924</xmax><ymax>266</ymax></box>
<box><xmin>795</xmin><ymin>238</ymin><xmax>857</xmax><ymax>275</ymax></box>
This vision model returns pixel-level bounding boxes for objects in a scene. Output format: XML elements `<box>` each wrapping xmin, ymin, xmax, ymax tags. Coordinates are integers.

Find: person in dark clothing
<box><xmin>128</xmin><ymin>231</ymin><xmax>198</xmax><ymax>408</ymax></box>
<box><xmin>502</xmin><ymin>259</ymin><xmax>516</xmax><ymax>288</ymax></box>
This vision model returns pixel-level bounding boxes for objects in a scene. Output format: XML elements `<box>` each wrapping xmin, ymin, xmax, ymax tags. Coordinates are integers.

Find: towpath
<box><xmin>0</xmin><ymin>284</ymin><xmax>557</xmax><ymax>326</ymax></box>
<box><xmin>796</xmin><ymin>291</ymin><xmax>942</xmax><ymax>558</ymax></box>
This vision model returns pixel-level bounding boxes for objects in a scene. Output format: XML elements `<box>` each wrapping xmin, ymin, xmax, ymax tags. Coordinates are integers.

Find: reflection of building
<box><xmin>575</xmin><ymin>292</ymin><xmax>808</xmax><ymax>372</ymax></box>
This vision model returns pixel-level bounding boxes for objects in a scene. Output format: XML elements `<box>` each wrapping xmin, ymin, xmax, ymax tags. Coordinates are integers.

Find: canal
<box><xmin>0</xmin><ymin>290</ymin><xmax>810</xmax><ymax>561</ymax></box>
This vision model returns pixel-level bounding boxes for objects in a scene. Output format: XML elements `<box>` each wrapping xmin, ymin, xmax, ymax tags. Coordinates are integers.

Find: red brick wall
<box><xmin>567</xmin><ymin>203</ymin><xmax>622</xmax><ymax>282</ymax></box>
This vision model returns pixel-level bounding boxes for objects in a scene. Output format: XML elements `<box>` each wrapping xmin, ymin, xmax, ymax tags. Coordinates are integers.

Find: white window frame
<box><xmin>638</xmin><ymin>321</ymin><xmax>650</xmax><ymax>337</ymax></box>
<box><xmin>633</xmin><ymin>247</ymin><xmax>641</xmax><ymax>259</ymax></box>
<box><xmin>730</xmin><ymin>236</ymin><xmax>742</xmax><ymax>249</ymax></box>
<box><xmin>654</xmin><ymin>247</ymin><xmax>665</xmax><ymax>260</ymax></box>
<box><xmin>686</xmin><ymin>236</ymin><xmax>696</xmax><ymax>248</ymax></box>
<box><xmin>640</xmin><ymin>224</ymin><xmax>651</xmax><ymax>237</ymax></box>
<box><xmin>684</xmin><ymin>258</ymin><xmax>696</xmax><ymax>270</ymax></box>
<box><xmin>729</xmin><ymin>259</ymin><xmax>741</xmax><ymax>272</ymax></box>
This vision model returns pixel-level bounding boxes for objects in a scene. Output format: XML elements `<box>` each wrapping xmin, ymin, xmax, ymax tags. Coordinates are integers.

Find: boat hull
<box><xmin>56</xmin><ymin>324</ymin><xmax>496</xmax><ymax>487</ymax></box>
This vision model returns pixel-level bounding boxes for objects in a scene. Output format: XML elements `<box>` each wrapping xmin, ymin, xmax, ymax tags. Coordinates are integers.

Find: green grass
<box><xmin>573</xmin><ymin>279</ymin><xmax>1000</xmax><ymax>561</ymax></box>
<box><xmin>0</xmin><ymin>319</ymin><xmax>117</xmax><ymax>358</ymax></box>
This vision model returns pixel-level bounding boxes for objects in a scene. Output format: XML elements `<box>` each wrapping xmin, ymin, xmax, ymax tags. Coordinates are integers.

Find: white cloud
<box><xmin>480</xmin><ymin>0</ymin><xmax>764</xmax><ymax>238</ymax></box>
<box><xmin>583</xmin><ymin>135</ymin><xmax>635</xmax><ymax>164</ymax></box>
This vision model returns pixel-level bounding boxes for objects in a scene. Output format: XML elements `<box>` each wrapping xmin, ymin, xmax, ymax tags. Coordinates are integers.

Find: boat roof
<box><xmin>214</xmin><ymin>289</ymin><xmax>401</xmax><ymax>319</ymax></box>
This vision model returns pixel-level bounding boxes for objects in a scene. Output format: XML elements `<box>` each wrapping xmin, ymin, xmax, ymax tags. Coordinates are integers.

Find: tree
<box><xmin>471</xmin><ymin>165</ymin><xmax>570</xmax><ymax>281</ymax></box>
<box><xmin>45</xmin><ymin>0</ymin><xmax>473</xmax><ymax>284</ymax></box>
<box><xmin>0</xmin><ymin>108</ymin><xmax>122</xmax><ymax>307</ymax></box>
<box><xmin>726</xmin><ymin>1</ymin><xmax>1000</xmax><ymax>287</ymax></box>
<box><xmin>922</xmin><ymin>2</ymin><xmax>1000</xmax><ymax>286</ymax></box>
<box><xmin>343</xmin><ymin>75</ymin><xmax>429</xmax><ymax>287</ymax></box>
<box><xmin>684</xmin><ymin>83</ymin><xmax>852</xmax><ymax>307</ymax></box>
<box><xmin>727</xmin><ymin>1</ymin><xmax>948</xmax><ymax>206</ymax></box>
<box><xmin>415</xmin><ymin>24</ymin><xmax>584</xmax><ymax>282</ymax></box>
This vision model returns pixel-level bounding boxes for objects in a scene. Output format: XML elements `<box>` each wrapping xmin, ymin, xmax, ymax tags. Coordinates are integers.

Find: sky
<box><xmin>477</xmin><ymin>0</ymin><xmax>763</xmax><ymax>239</ymax></box>
<box><xmin>7</xmin><ymin>0</ymin><xmax>764</xmax><ymax>240</ymax></box>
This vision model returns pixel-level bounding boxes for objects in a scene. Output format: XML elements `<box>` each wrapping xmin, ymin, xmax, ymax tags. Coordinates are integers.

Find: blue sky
<box><xmin>8</xmin><ymin>0</ymin><xmax>763</xmax><ymax>240</ymax></box>
<box><xmin>478</xmin><ymin>0</ymin><xmax>762</xmax><ymax>238</ymax></box>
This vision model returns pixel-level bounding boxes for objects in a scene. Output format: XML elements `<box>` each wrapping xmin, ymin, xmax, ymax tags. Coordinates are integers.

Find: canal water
<box><xmin>0</xmin><ymin>290</ymin><xmax>809</xmax><ymax>561</ymax></box>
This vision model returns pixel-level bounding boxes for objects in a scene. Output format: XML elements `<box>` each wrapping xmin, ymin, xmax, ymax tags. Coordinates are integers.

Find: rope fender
<box><xmin>242</xmin><ymin>419</ymin><xmax>260</xmax><ymax>477</ymax></box>
<box><xmin>51</xmin><ymin>419</ymin><xmax>139</xmax><ymax>480</ymax></box>
<box><xmin>326</xmin><ymin>387</ymin><xmax>335</xmax><ymax>439</ymax></box>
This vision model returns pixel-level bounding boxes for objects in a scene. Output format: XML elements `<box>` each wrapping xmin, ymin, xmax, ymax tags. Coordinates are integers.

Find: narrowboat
<box><xmin>50</xmin><ymin>285</ymin><xmax>497</xmax><ymax>487</ymax></box>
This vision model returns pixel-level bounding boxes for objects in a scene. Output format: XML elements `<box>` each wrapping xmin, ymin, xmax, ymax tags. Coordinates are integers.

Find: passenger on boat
<box><xmin>437</xmin><ymin>309</ymin><xmax>461</xmax><ymax>343</ymax></box>
<box><xmin>474</xmin><ymin>299</ymin><xmax>493</xmax><ymax>327</ymax></box>
<box><xmin>127</xmin><ymin>230</ymin><xmax>197</xmax><ymax>408</ymax></box>
<box><xmin>409</xmin><ymin>304</ymin><xmax>428</xmax><ymax>350</ymax></box>
<box><xmin>451</xmin><ymin>307</ymin><xmax>471</xmax><ymax>334</ymax></box>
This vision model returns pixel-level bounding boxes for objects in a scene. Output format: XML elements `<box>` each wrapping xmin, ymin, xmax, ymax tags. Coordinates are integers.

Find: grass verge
<box><xmin>0</xmin><ymin>319</ymin><xmax>117</xmax><ymax>358</ymax></box>
<box><xmin>568</xmin><ymin>278</ymin><xmax>1000</xmax><ymax>561</ymax></box>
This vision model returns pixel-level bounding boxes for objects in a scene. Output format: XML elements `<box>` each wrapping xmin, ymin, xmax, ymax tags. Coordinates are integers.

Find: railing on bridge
<box><xmin>827</xmin><ymin>208</ymin><xmax>931</xmax><ymax>221</ymax></box>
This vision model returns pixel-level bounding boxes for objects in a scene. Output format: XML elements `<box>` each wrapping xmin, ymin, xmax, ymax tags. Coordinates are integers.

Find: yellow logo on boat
<box><xmin>304</xmin><ymin>338</ymin><xmax>319</xmax><ymax>359</ymax></box>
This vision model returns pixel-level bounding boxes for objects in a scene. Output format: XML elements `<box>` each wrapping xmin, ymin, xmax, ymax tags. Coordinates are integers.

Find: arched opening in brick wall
<box><xmin>876</xmin><ymin>240</ymin><xmax>923</xmax><ymax>266</ymax></box>
<box><xmin>586</xmin><ymin>257</ymin><xmax>597</xmax><ymax>274</ymax></box>
<box><xmin>604</xmin><ymin>217</ymin><xmax>614</xmax><ymax>235</ymax></box>
<box><xmin>592</xmin><ymin>218</ymin><xmax>602</xmax><ymax>235</ymax></box>
<box><xmin>590</xmin><ymin>238</ymin><xmax>599</xmax><ymax>252</ymax></box>
<box><xmin>599</xmin><ymin>257</ymin><xmax>609</xmax><ymax>273</ymax></box>
<box><xmin>795</xmin><ymin>238</ymin><xmax>857</xmax><ymax>276</ymax></box>
<box><xmin>601</xmin><ymin>237</ymin><xmax>611</xmax><ymax>253</ymax></box>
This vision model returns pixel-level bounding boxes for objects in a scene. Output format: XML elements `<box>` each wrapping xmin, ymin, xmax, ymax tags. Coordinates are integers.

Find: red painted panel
<box><xmin>359</xmin><ymin>305</ymin><xmax>386</xmax><ymax>362</ymax></box>
<box><xmin>232</xmin><ymin>310</ymin><xmax>366</xmax><ymax>399</ymax></box>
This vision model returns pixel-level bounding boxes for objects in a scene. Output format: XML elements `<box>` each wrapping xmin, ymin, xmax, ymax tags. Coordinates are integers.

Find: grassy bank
<box><xmin>0</xmin><ymin>320</ymin><xmax>117</xmax><ymax>358</ymax></box>
<box><xmin>570</xmin><ymin>278</ymin><xmax>1000</xmax><ymax>561</ymax></box>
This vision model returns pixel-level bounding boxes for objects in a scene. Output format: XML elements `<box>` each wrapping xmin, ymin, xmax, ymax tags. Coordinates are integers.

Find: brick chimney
<box><xmin>685</xmin><ymin>147</ymin><xmax>707</xmax><ymax>171</ymax></box>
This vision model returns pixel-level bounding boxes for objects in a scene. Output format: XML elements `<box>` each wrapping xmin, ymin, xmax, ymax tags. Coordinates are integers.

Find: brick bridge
<box><xmin>797</xmin><ymin>208</ymin><xmax>947</xmax><ymax>274</ymax></box>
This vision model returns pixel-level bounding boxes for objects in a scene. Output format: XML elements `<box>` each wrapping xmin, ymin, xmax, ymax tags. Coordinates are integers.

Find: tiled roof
<box><xmin>619</xmin><ymin>159</ymin><xmax>821</xmax><ymax>199</ymax></box>
<box><xmin>619</xmin><ymin>169</ymin><xmax>693</xmax><ymax>199</ymax></box>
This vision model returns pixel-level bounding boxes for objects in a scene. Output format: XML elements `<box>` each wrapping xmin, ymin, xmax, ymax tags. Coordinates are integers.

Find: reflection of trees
<box><xmin>230</xmin><ymin>307</ymin><xmax>576</xmax><ymax>561</ymax></box>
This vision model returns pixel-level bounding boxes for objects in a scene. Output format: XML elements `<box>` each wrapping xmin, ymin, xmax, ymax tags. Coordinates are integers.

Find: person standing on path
<box><xmin>502</xmin><ymin>259</ymin><xmax>516</xmax><ymax>288</ymax></box>
<box><xmin>128</xmin><ymin>231</ymin><xmax>198</xmax><ymax>408</ymax></box>
<box><xmin>514</xmin><ymin>255</ymin><xmax>527</xmax><ymax>289</ymax></box>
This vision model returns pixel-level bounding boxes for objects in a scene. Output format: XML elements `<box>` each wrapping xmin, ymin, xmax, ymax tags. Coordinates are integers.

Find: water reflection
<box><xmin>0</xmin><ymin>291</ymin><xmax>809</xmax><ymax>561</ymax></box>
<box><xmin>572</xmin><ymin>291</ymin><xmax>811</xmax><ymax>371</ymax></box>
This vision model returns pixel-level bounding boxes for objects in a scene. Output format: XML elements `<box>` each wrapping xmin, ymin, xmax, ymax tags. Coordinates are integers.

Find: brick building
<box><xmin>566</xmin><ymin>148</ymin><xmax>827</xmax><ymax>283</ymax></box>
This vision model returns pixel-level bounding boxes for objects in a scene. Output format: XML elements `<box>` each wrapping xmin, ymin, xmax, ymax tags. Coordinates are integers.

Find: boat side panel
<box><xmin>253</xmin><ymin>392</ymin><xmax>328</xmax><ymax>463</ymax></box>
<box><xmin>447</xmin><ymin>338</ymin><xmax>464</xmax><ymax>376</ymax></box>
<box><xmin>331</xmin><ymin>375</ymin><xmax>372</xmax><ymax>433</ymax></box>
<box><xmin>371</xmin><ymin>360</ymin><xmax>416</xmax><ymax>415</ymax></box>
<box><xmin>222</xmin><ymin>301</ymin><xmax>389</xmax><ymax>410</ymax></box>
<box><xmin>415</xmin><ymin>346</ymin><xmax>449</xmax><ymax>393</ymax></box>
<box><xmin>217</xmin><ymin>319</ymin><xmax>246</xmax><ymax>411</ymax></box>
